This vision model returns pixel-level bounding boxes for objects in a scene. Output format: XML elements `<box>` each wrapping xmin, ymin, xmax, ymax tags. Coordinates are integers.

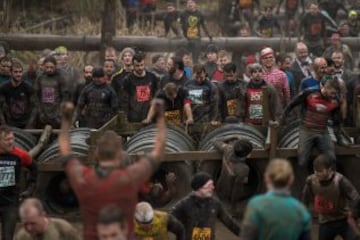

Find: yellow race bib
<box><xmin>192</xmin><ymin>227</ymin><xmax>211</xmax><ymax>240</ymax></box>
<box><xmin>165</xmin><ymin>110</ymin><xmax>181</xmax><ymax>124</ymax></box>
<box><xmin>226</xmin><ymin>99</ymin><xmax>237</xmax><ymax>116</ymax></box>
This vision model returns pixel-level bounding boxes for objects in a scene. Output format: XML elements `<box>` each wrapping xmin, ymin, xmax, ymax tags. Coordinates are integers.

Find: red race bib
<box><xmin>136</xmin><ymin>85</ymin><xmax>151</xmax><ymax>102</ymax></box>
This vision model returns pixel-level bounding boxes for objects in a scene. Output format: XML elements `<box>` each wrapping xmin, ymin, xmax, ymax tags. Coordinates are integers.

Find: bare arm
<box><xmin>184</xmin><ymin>102</ymin><xmax>193</xmax><ymax>123</ymax></box>
<box><xmin>59</xmin><ymin>102</ymin><xmax>85</xmax><ymax>185</ymax></box>
<box><xmin>143</xmin><ymin>101</ymin><xmax>156</xmax><ymax>123</ymax></box>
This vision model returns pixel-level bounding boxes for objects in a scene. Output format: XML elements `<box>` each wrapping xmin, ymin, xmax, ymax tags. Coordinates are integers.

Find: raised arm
<box><xmin>127</xmin><ymin>99</ymin><xmax>167</xmax><ymax>183</ymax></box>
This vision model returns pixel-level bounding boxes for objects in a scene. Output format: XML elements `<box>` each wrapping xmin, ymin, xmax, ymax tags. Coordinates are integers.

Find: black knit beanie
<box><xmin>191</xmin><ymin>172</ymin><xmax>212</xmax><ymax>191</ymax></box>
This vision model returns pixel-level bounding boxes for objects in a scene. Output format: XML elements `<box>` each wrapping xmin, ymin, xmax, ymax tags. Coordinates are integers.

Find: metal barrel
<box><xmin>126</xmin><ymin>124</ymin><xmax>195</xmax><ymax>208</ymax></box>
<box><xmin>198</xmin><ymin>123</ymin><xmax>267</xmax><ymax>206</ymax></box>
<box><xmin>37</xmin><ymin>128</ymin><xmax>90</xmax><ymax>163</ymax></box>
<box><xmin>12</xmin><ymin>127</ymin><xmax>37</xmax><ymax>151</ymax></box>
<box><xmin>36</xmin><ymin>128</ymin><xmax>90</xmax><ymax>215</ymax></box>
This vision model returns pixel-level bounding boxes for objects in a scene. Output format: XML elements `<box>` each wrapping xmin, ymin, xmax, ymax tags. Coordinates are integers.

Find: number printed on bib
<box><xmin>0</xmin><ymin>166</ymin><xmax>15</xmax><ymax>187</ymax></box>
<box><xmin>192</xmin><ymin>227</ymin><xmax>211</xmax><ymax>240</ymax></box>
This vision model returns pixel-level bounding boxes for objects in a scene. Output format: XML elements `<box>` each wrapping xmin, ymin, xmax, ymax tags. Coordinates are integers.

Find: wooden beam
<box><xmin>2</xmin><ymin>34</ymin><xmax>360</xmax><ymax>52</ymax></box>
<box><xmin>38</xmin><ymin>146</ymin><xmax>360</xmax><ymax>172</ymax></box>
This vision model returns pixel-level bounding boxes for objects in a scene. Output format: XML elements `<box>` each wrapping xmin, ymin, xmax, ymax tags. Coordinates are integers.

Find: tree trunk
<box><xmin>99</xmin><ymin>0</ymin><xmax>116</xmax><ymax>64</ymax></box>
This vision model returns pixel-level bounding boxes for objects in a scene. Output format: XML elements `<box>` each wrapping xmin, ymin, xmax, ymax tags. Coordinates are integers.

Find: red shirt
<box><xmin>66</xmin><ymin>158</ymin><xmax>153</xmax><ymax>240</ymax></box>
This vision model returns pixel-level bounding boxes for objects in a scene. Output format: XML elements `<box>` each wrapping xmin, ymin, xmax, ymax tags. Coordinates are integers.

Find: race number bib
<box><xmin>0</xmin><ymin>166</ymin><xmax>15</xmax><ymax>187</ymax></box>
<box><xmin>310</xmin><ymin>23</ymin><xmax>322</xmax><ymax>36</ymax></box>
<box><xmin>192</xmin><ymin>227</ymin><xmax>211</xmax><ymax>240</ymax></box>
<box><xmin>261</xmin><ymin>28</ymin><xmax>272</xmax><ymax>37</ymax></box>
<box><xmin>187</xmin><ymin>16</ymin><xmax>199</xmax><ymax>38</ymax></box>
<box><xmin>42</xmin><ymin>87</ymin><xmax>55</xmax><ymax>104</ymax></box>
<box><xmin>314</xmin><ymin>195</ymin><xmax>335</xmax><ymax>214</ymax></box>
<box><xmin>165</xmin><ymin>110</ymin><xmax>181</xmax><ymax>124</ymax></box>
<box><xmin>188</xmin><ymin>89</ymin><xmax>204</xmax><ymax>105</ymax></box>
<box><xmin>249</xmin><ymin>104</ymin><xmax>263</xmax><ymax>120</ymax></box>
<box><xmin>226</xmin><ymin>99</ymin><xmax>237</xmax><ymax>116</ymax></box>
<box><xmin>136</xmin><ymin>85</ymin><xmax>151</xmax><ymax>102</ymax></box>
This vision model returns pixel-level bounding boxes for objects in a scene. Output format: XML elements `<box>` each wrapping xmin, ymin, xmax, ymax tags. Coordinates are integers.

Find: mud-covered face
<box><xmin>196</xmin><ymin>180</ymin><xmax>215</xmax><ymax>198</ymax></box>
<box><xmin>224</xmin><ymin>71</ymin><xmax>237</xmax><ymax>83</ymax></box>
<box><xmin>44</xmin><ymin>62</ymin><xmax>56</xmax><ymax>76</ymax></box>
<box><xmin>84</xmin><ymin>65</ymin><xmax>94</xmax><ymax>81</ymax></box>
<box><xmin>194</xmin><ymin>70</ymin><xmax>206</xmax><ymax>84</ymax></box>
<box><xmin>0</xmin><ymin>132</ymin><xmax>14</xmax><ymax>153</ymax></box>
<box><xmin>314</xmin><ymin>167</ymin><xmax>333</xmax><ymax>182</ymax></box>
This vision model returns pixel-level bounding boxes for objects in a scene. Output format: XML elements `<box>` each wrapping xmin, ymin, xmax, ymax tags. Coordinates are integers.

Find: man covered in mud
<box><xmin>0</xmin><ymin>61</ymin><xmax>37</xmax><ymax>129</ymax></box>
<box><xmin>33</xmin><ymin>56</ymin><xmax>69</xmax><ymax>128</ymax></box>
<box><xmin>241</xmin><ymin>63</ymin><xmax>278</xmax><ymax>126</ymax></box>
<box><xmin>143</xmin><ymin>82</ymin><xmax>193</xmax><ymax>125</ymax></box>
<box><xmin>123</xmin><ymin>52</ymin><xmax>158</xmax><ymax>122</ymax></box>
<box><xmin>58</xmin><ymin>99</ymin><xmax>166</xmax><ymax>240</ymax></box>
<box><xmin>171</xmin><ymin>172</ymin><xmax>240</xmax><ymax>240</ymax></box>
<box><xmin>217</xmin><ymin>62</ymin><xmax>246</xmax><ymax>121</ymax></box>
<box><xmin>111</xmin><ymin>47</ymin><xmax>135</xmax><ymax>113</ymax></box>
<box><xmin>214</xmin><ymin>137</ymin><xmax>253</xmax><ymax>211</ymax></box>
<box><xmin>281</xmin><ymin>77</ymin><xmax>343</xmax><ymax>167</ymax></box>
<box><xmin>159</xmin><ymin>56</ymin><xmax>188</xmax><ymax>89</ymax></box>
<box><xmin>184</xmin><ymin>64</ymin><xmax>219</xmax><ymax>124</ymax></box>
<box><xmin>73</xmin><ymin>68</ymin><xmax>118</xmax><ymax>129</ymax></box>
<box><xmin>302</xmin><ymin>154</ymin><xmax>360</xmax><ymax>240</ymax></box>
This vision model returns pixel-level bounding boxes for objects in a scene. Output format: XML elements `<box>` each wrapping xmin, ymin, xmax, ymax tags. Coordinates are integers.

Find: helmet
<box><xmin>134</xmin><ymin>202</ymin><xmax>154</xmax><ymax>224</ymax></box>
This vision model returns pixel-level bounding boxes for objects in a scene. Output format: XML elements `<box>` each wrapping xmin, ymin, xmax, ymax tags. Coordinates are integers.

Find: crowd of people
<box><xmin>0</xmin><ymin>0</ymin><xmax>360</xmax><ymax>239</ymax></box>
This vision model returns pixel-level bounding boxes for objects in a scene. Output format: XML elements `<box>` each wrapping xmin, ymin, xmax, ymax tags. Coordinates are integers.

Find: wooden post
<box><xmin>100</xmin><ymin>0</ymin><xmax>117</xmax><ymax>64</ymax></box>
<box><xmin>356</xmin><ymin>95</ymin><xmax>360</xmax><ymax>128</ymax></box>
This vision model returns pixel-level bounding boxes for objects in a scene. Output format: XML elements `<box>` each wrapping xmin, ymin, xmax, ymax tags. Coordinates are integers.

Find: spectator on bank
<box><xmin>175</xmin><ymin>48</ymin><xmax>193</xmax><ymax>80</ymax></box>
<box><xmin>256</xmin><ymin>6</ymin><xmax>281</xmax><ymax>38</ymax></box>
<box><xmin>149</xmin><ymin>54</ymin><xmax>167</xmax><ymax>81</ymax></box>
<box><xmin>211</xmin><ymin>50</ymin><xmax>231</xmax><ymax>83</ymax></box>
<box><xmin>204</xmin><ymin>44</ymin><xmax>219</xmax><ymax>79</ymax></box>
<box><xmin>163</xmin><ymin>3</ymin><xmax>181</xmax><ymax>38</ymax></box>
<box><xmin>180</xmin><ymin>0</ymin><xmax>212</xmax><ymax>64</ymax></box>
<box><xmin>290</xmin><ymin>42</ymin><xmax>313</xmax><ymax>91</ymax></box>
<box><xmin>111</xmin><ymin>47</ymin><xmax>135</xmax><ymax>113</ymax></box>
<box><xmin>0</xmin><ymin>57</ymin><xmax>12</xmax><ymax>85</ymax></box>
<box><xmin>160</xmin><ymin>56</ymin><xmax>188</xmax><ymax>89</ymax></box>
<box><xmin>323</xmin><ymin>32</ymin><xmax>353</xmax><ymax>70</ymax></box>
<box><xmin>298</xmin><ymin>1</ymin><xmax>327</xmax><ymax>57</ymax></box>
